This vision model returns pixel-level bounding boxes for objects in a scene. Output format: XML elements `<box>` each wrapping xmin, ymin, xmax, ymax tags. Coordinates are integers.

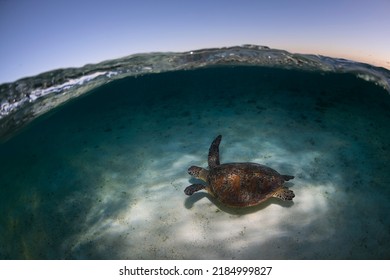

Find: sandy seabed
<box><xmin>0</xmin><ymin>67</ymin><xmax>389</xmax><ymax>259</ymax></box>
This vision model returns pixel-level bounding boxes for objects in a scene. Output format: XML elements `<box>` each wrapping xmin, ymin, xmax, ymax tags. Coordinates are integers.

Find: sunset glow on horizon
<box><xmin>1</xmin><ymin>0</ymin><xmax>389</xmax><ymax>83</ymax></box>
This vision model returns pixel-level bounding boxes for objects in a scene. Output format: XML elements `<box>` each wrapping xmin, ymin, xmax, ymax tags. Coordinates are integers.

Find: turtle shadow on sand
<box><xmin>183</xmin><ymin>135</ymin><xmax>296</xmax><ymax>214</ymax></box>
<box><xmin>184</xmin><ymin>192</ymin><xmax>294</xmax><ymax>215</ymax></box>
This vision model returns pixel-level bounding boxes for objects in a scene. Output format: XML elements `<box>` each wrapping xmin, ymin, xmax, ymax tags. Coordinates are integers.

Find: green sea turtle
<box><xmin>184</xmin><ymin>135</ymin><xmax>295</xmax><ymax>207</ymax></box>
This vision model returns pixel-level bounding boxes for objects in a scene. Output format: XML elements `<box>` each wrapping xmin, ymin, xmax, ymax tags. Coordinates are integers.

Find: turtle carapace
<box><xmin>184</xmin><ymin>135</ymin><xmax>295</xmax><ymax>207</ymax></box>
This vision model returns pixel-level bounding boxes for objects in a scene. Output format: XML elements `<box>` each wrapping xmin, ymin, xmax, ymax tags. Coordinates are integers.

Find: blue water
<box><xmin>0</xmin><ymin>50</ymin><xmax>390</xmax><ymax>259</ymax></box>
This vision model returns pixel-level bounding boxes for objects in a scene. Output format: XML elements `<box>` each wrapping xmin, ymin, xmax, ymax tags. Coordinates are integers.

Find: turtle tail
<box><xmin>208</xmin><ymin>135</ymin><xmax>222</xmax><ymax>168</ymax></box>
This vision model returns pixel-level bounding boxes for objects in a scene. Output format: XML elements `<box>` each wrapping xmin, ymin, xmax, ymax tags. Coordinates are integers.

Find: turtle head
<box><xmin>188</xmin><ymin>166</ymin><xmax>208</xmax><ymax>181</ymax></box>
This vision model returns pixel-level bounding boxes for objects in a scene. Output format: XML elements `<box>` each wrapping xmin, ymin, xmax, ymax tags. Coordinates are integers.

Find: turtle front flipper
<box><xmin>272</xmin><ymin>188</ymin><xmax>295</xmax><ymax>201</ymax></box>
<box><xmin>184</xmin><ymin>184</ymin><xmax>206</xmax><ymax>196</ymax></box>
<box><xmin>208</xmin><ymin>135</ymin><xmax>222</xmax><ymax>168</ymax></box>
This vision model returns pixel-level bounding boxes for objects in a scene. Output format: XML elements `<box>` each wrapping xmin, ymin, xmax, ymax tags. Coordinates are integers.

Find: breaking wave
<box><xmin>1</xmin><ymin>45</ymin><xmax>390</xmax><ymax>141</ymax></box>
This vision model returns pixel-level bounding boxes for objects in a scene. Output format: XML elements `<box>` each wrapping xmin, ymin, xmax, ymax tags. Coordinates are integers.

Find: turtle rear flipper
<box><xmin>184</xmin><ymin>184</ymin><xmax>206</xmax><ymax>196</ymax></box>
<box><xmin>282</xmin><ymin>175</ymin><xmax>294</xmax><ymax>181</ymax></box>
<box><xmin>272</xmin><ymin>188</ymin><xmax>295</xmax><ymax>201</ymax></box>
<box><xmin>208</xmin><ymin>135</ymin><xmax>222</xmax><ymax>168</ymax></box>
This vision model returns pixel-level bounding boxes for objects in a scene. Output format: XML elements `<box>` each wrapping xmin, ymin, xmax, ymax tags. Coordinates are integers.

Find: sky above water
<box><xmin>0</xmin><ymin>0</ymin><xmax>389</xmax><ymax>83</ymax></box>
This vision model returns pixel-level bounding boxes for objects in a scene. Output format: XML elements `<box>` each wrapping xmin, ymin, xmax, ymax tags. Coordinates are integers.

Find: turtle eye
<box><xmin>188</xmin><ymin>166</ymin><xmax>198</xmax><ymax>176</ymax></box>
